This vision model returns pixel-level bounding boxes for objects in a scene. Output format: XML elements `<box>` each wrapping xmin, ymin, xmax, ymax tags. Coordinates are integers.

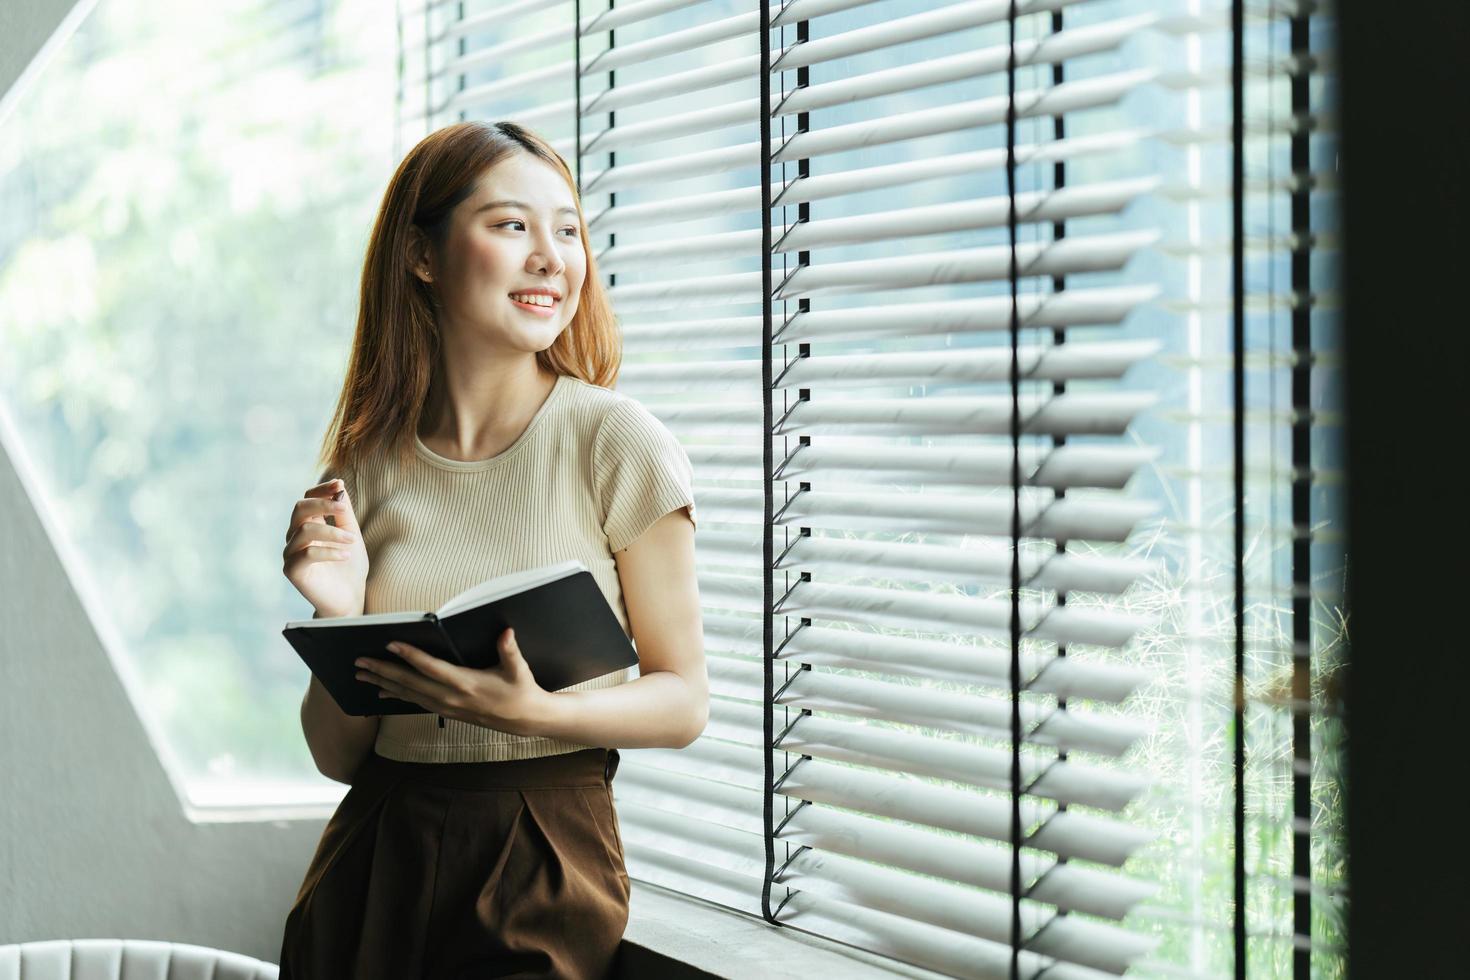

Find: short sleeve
<box><xmin>592</xmin><ymin>398</ymin><xmax>697</xmax><ymax>553</ymax></box>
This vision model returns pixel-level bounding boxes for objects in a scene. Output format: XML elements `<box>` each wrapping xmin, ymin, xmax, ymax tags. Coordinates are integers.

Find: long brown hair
<box><xmin>317</xmin><ymin>121</ymin><xmax>620</xmax><ymax>479</ymax></box>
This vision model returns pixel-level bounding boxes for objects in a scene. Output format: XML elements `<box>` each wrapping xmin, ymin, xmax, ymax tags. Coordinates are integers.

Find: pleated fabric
<box><xmin>279</xmin><ymin>747</ymin><xmax>629</xmax><ymax>980</ymax></box>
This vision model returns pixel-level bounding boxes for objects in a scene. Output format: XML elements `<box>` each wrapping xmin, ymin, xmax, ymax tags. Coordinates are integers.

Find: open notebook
<box><xmin>282</xmin><ymin>559</ymin><xmax>637</xmax><ymax>717</ymax></box>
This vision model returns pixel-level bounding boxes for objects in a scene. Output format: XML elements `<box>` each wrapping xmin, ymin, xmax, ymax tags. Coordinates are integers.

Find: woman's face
<box><xmin>418</xmin><ymin>152</ymin><xmax>586</xmax><ymax>355</ymax></box>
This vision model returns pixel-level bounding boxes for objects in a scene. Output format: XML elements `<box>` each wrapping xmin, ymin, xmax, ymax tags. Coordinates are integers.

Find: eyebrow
<box><xmin>474</xmin><ymin>199</ymin><xmax>580</xmax><ymax>218</ymax></box>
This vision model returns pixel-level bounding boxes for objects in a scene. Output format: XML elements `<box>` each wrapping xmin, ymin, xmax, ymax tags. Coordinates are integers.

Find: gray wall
<box><xmin>1</xmin><ymin>7</ymin><xmax>328</xmax><ymax>951</ymax></box>
<box><xmin>1</xmin><ymin>0</ymin><xmax>80</xmax><ymax>124</ymax></box>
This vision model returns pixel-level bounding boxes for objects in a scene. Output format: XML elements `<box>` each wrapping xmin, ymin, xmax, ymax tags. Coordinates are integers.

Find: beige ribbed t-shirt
<box><xmin>322</xmin><ymin>373</ymin><xmax>697</xmax><ymax>763</ymax></box>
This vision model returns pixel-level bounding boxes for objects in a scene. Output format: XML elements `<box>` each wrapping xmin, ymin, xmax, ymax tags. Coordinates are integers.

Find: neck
<box><xmin>418</xmin><ymin>356</ymin><xmax>557</xmax><ymax>460</ymax></box>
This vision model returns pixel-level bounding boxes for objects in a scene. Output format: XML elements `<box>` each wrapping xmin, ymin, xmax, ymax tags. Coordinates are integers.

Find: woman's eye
<box><xmin>494</xmin><ymin>221</ymin><xmax>578</xmax><ymax>237</ymax></box>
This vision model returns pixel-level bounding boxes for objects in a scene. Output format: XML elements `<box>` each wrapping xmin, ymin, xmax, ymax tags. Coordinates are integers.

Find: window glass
<box><xmin>0</xmin><ymin>0</ymin><xmax>398</xmax><ymax>797</ymax></box>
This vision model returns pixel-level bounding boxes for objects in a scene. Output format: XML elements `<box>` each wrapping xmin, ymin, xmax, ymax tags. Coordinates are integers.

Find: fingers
<box><xmin>355</xmin><ymin>644</ymin><xmax>462</xmax><ymax>708</ymax></box>
<box><xmin>376</xmin><ymin>642</ymin><xmax>458</xmax><ymax>684</ymax></box>
<box><xmin>280</xmin><ymin>543</ymin><xmax>353</xmax><ymax>578</ymax></box>
<box><xmin>359</xmin><ymin>674</ymin><xmax>431</xmax><ymax>711</ymax></box>
<box><xmin>281</xmin><ymin>522</ymin><xmax>357</xmax><ymax>564</ymax></box>
<box><xmin>310</xmin><ymin>478</ymin><xmax>347</xmax><ymax>528</ymax></box>
<box><xmin>286</xmin><ymin>495</ymin><xmax>353</xmax><ymax>544</ymax></box>
<box><xmin>315</xmin><ymin>479</ymin><xmax>359</xmax><ymax>533</ymax></box>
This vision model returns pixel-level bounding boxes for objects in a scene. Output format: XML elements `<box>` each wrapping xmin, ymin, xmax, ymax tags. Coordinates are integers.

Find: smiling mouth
<box><xmin>509</xmin><ymin>295</ymin><xmax>559</xmax><ymax>316</ymax></box>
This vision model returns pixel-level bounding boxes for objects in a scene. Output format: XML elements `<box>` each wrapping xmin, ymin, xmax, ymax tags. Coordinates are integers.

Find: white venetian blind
<box><xmin>401</xmin><ymin>0</ymin><xmax>1272</xmax><ymax>976</ymax></box>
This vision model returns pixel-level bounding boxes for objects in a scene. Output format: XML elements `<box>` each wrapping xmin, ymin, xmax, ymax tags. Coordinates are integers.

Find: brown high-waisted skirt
<box><xmin>278</xmin><ymin>747</ymin><xmax>628</xmax><ymax>980</ymax></box>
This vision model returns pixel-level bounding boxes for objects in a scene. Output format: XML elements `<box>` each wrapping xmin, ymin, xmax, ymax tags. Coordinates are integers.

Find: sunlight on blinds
<box><xmin>409</xmin><ymin>0</ymin><xmax>1345</xmax><ymax>975</ymax></box>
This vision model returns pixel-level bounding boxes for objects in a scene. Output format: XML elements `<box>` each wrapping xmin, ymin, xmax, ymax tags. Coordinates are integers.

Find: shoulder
<box><xmin>569</xmin><ymin>380</ymin><xmax>695</xmax><ymax>550</ymax></box>
<box><xmin>559</xmin><ymin>374</ymin><xmax>638</xmax><ymax>422</ymax></box>
<box><xmin>557</xmin><ymin>375</ymin><xmax>674</xmax><ymax>447</ymax></box>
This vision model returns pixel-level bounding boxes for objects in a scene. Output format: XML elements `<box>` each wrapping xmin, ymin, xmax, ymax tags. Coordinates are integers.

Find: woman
<box><xmin>277</xmin><ymin>120</ymin><xmax>706</xmax><ymax>979</ymax></box>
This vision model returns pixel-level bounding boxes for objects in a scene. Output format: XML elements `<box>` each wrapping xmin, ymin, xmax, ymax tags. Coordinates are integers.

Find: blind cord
<box><xmin>1005</xmin><ymin>2</ymin><xmax>1024</xmax><ymax>976</ymax></box>
<box><xmin>759</xmin><ymin>0</ymin><xmax>779</xmax><ymax>926</ymax></box>
<box><xmin>1231</xmin><ymin>0</ymin><xmax>1248</xmax><ymax>976</ymax></box>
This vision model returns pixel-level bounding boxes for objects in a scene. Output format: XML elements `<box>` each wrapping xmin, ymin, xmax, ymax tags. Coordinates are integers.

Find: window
<box><xmin>0</xmin><ymin>0</ymin><xmax>1343</xmax><ymax>971</ymax></box>
<box><xmin>0</xmin><ymin>0</ymin><xmax>399</xmax><ymax>800</ymax></box>
<box><xmin>415</xmin><ymin>0</ymin><xmax>1344</xmax><ymax>976</ymax></box>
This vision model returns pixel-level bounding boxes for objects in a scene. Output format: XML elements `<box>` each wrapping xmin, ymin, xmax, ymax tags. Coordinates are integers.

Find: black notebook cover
<box><xmin>282</xmin><ymin>566</ymin><xmax>638</xmax><ymax>717</ymax></box>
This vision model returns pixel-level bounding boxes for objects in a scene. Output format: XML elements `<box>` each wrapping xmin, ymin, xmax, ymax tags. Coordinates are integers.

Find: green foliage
<box><xmin>0</xmin><ymin>0</ymin><xmax>397</xmax><ymax>782</ymax></box>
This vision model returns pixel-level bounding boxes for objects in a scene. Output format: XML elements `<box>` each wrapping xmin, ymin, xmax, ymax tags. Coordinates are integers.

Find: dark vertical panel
<box><xmin>767</xmin><ymin>7</ymin><xmax>814</xmax><ymax>922</ymax></box>
<box><xmin>1048</xmin><ymin>7</ymin><xmax>1070</xmax><ymax>871</ymax></box>
<box><xmin>1004</xmin><ymin>1</ymin><xmax>1023</xmax><ymax>974</ymax></box>
<box><xmin>1341</xmin><ymin>2</ymin><xmax>1470</xmax><ymax>977</ymax></box>
<box><xmin>1230</xmin><ymin>0</ymin><xmax>1246</xmax><ymax>976</ymax></box>
<box><xmin>759</xmin><ymin>0</ymin><xmax>778</xmax><ymax>925</ymax></box>
<box><xmin>1288</xmin><ymin>11</ymin><xmax>1312</xmax><ymax>979</ymax></box>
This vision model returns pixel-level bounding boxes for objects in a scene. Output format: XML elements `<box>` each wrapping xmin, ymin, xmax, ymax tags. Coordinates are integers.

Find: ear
<box><xmin>407</xmin><ymin>226</ymin><xmax>435</xmax><ymax>284</ymax></box>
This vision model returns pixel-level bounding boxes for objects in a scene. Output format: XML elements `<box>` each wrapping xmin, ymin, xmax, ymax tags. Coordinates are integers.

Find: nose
<box><xmin>526</xmin><ymin>226</ymin><xmax>565</xmax><ymax>277</ymax></box>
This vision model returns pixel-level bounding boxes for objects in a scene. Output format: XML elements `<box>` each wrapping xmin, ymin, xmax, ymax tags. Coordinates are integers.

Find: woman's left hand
<box><xmin>354</xmin><ymin>627</ymin><xmax>552</xmax><ymax>736</ymax></box>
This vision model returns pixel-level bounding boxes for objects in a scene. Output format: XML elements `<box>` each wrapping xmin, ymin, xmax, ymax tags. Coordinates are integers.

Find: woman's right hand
<box><xmin>283</xmin><ymin>478</ymin><xmax>368</xmax><ymax>618</ymax></box>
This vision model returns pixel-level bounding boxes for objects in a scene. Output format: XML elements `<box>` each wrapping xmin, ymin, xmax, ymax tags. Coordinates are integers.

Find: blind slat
<box><xmin>699</xmin><ymin>661</ymin><xmax>1150</xmax><ymax>757</ymax></box>
<box><xmin>684</xmin><ymin>442</ymin><xmax>1158</xmax><ymax>491</ymax></box>
<box><xmin>593</xmin><ymin>133</ymin><xmax>1141</xmax><ymax>233</ymax></box>
<box><xmin>616</xmin><ymin>750</ymin><xmax>1153</xmax><ymax>865</ymax></box>
<box><xmin>690</xmin><ymin>487</ymin><xmax>1154</xmax><ymax>540</ymax></box>
<box><xmin>648</xmin><ymin>391</ymin><xmax>1155</xmax><ymax>436</ymax></box>
<box><xmin>573</xmin><ymin>8</ymin><xmax>1146</xmax><ymax>154</ymax></box>
<box><xmin>702</xmin><ymin>614</ymin><xmax>1152</xmax><ymax>702</ymax></box>
<box><xmin>606</xmin><ymin>232</ymin><xmax>1156</xmax><ymax>310</ymax></box>
<box><xmin>619</xmin><ymin>285</ymin><xmax>1156</xmax><ymax>350</ymax></box>
<box><xmin>699</xmin><ymin>572</ymin><xmax>1148</xmax><ymax>647</ymax></box>
<box><xmin>620</xmin><ymin>338</ymin><xmax>1160</xmax><ymax>388</ymax></box>
<box><xmin>780</xmin><ymin>854</ymin><xmax>1155</xmax><ymax>973</ymax></box>
<box><xmin>690</xmin><ymin>702</ymin><xmax>1150</xmax><ymax>811</ymax></box>
<box><xmin>567</xmin><ymin>70</ymin><xmax>1151</xmax><ymax>190</ymax></box>
<box><xmin>782</xmin><ymin>802</ymin><xmax>1157</xmax><ymax>919</ymax></box>
<box><xmin>598</xmin><ymin>178</ymin><xmax>1158</xmax><ymax>269</ymax></box>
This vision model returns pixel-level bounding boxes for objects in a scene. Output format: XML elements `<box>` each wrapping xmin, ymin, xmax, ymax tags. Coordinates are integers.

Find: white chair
<box><xmin>0</xmin><ymin>939</ymin><xmax>278</xmax><ymax>980</ymax></box>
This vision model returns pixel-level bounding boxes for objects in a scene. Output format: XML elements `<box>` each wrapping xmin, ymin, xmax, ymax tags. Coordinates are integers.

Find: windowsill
<box><xmin>180</xmin><ymin>777</ymin><xmax>346</xmax><ymax>823</ymax></box>
<box><xmin>622</xmin><ymin>880</ymin><xmax>946</xmax><ymax>980</ymax></box>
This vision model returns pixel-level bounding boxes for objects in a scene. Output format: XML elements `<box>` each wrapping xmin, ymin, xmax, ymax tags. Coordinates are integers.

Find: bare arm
<box><xmin>531</xmin><ymin>507</ymin><xmax>707</xmax><ymax>748</ymax></box>
<box><xmin>301</xmin><ymin>607</ymin><xmax>381</xmax><ymax>783</ymax></box>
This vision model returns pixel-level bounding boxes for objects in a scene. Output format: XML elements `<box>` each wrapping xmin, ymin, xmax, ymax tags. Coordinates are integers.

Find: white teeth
<box><xmin>510</xmin><ymin>293</ymin><xmax>555</xmax><ymax>307</ymax></box>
